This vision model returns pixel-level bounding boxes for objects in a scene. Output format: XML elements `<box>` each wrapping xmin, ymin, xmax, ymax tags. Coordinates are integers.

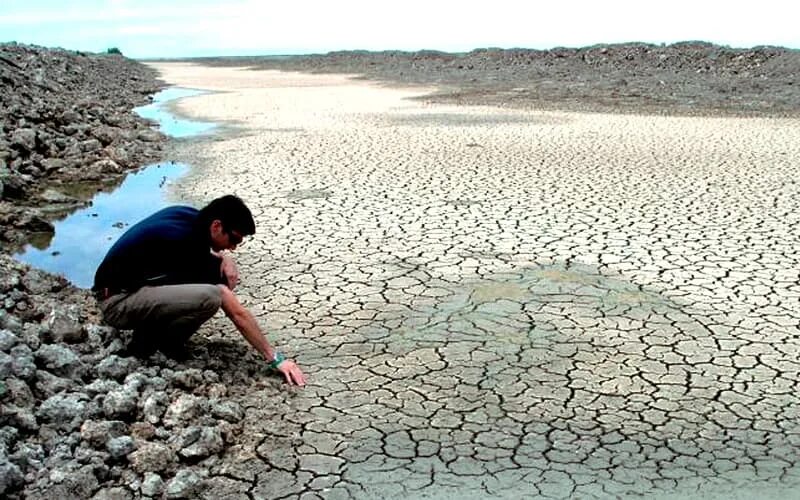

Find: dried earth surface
<box><xmin>1</xmin><ymin>43</ymin><xmax>799</xmax><ymax>499</ymax></box>
<box><xmin>147</xmin><ymin>60</ymin><xmax>800</xmax><ymax>499</ymax></box>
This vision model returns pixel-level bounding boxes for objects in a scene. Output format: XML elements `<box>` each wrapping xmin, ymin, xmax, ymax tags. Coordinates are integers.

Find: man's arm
<box><xmin>212</xmin><ymin>250</ymin><xmax>239</xmax><ymax>290</ymax></box>
<box><xmin>217</xmin><ymin>285</ymin><xmax>307</xmax><ymax>386</ymax></box>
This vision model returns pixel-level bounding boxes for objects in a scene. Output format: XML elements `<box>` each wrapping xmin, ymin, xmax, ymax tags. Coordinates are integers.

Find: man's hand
<box><xmin>219</xmin><ymin>253</ymin><xmax>239</xmax><ymax>290</ymax></box>
<box><xmin>217</xmin><ymin>285</ymin><xmax>306</xmax><ymax>388</ymax></box>
<box><xmin>276</xmin><ymin>360</ymin><xmax>307</xmax><ymax>386</ymax></box>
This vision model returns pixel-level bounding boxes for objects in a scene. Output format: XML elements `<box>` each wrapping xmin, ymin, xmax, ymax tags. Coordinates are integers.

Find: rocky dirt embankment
<box><xmin>196</xmin><ymin>41</ymin><xmax>800</xmax><ymax>116</ymax></box>
<box><xmin>1</xmin><ymin>254</ymin><xmax>252</xmax><ymax>499</ymax></box>
<box><xmin>0</xmin><ymin>45</ymin><xmax>255</xmax><ymax>499</ymax></box>
<box><xmin>0</xmin><ymin>43</ymin><xmax>167</xmax><ymax>249</ymax></box>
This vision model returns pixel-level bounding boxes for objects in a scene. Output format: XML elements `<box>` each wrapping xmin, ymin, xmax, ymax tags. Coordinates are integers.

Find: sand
<box><xmin>145</xmin><ymin>61</ymin><xmax>800</xmax><ymax>499</ymax></box>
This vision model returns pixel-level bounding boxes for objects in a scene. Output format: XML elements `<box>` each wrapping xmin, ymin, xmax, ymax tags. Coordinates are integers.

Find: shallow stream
<box><xmin>14</xmin><ymin>87</ymin><xmax>214</xmax><ymax>288</ymax></box>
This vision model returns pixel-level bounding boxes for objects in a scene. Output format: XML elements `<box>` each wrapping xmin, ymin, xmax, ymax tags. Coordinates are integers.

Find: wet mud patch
<box><xmin>305</xmin><ymin>264</ymin><xmax>800</xmax><ymax>498</ymax></box>
<box><xmin>390</xmin><ymin>263</ymin><xmax>677</xmax><ymax>349</ymax></box>
<box><xmin>287</xmin><ymin>188</ymin><xmax>332</xmax><ymax>201</ymax></box>
<box><xmin>384</xmin><ymin>111</ymin><xmax>570</xmax><ymax>127</ymax></box>
<box><xmin>445</xmin><ymin>199</ymin><xmax>482</xmax><ymax>207</ymax></box>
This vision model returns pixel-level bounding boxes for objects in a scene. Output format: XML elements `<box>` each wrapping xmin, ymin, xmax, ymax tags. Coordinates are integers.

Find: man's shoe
<box><xmin>124</xmin><ymin>333</ymin><xmax>158</xmax><ymax>358</ymax></box>
<box><xmin>157</xmin><ymin>341</ymin><xmax>191</xmax><ymax>361</ymax></box>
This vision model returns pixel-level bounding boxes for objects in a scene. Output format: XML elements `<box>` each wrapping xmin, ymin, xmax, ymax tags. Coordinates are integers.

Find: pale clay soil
<box><xmin>145</xmin><ymin>62</ymin><xmax>800</xmax><ymax>499</ymax></box>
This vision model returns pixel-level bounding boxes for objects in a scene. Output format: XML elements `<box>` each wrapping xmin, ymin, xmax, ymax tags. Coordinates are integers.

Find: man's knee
<box><xmin>165</xmin><ymin>285</ymin><xmax>222</xmax><ymax>334</ymax></box>
<box><xmin>217</xmin><ymin>284</ymin><xmax>243</xmax><ymax>315</ymax></box>
<box><xmin>101</xmin><ymin>284</ymin><xmax>222</xmax><ymax>331</ymax></box>
<box><xmin>197</xmin><ymin>285</ymin><xmax>223</xmax><ymax>316</ymax></box>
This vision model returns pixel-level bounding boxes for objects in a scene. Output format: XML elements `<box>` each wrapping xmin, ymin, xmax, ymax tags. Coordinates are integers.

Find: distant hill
<box><xmin>186</xmin><ymin>42</ymin><xmax>800</xmax><ymax>116</ymax></box>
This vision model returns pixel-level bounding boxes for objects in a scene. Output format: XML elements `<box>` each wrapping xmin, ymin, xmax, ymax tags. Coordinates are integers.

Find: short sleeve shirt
<box><xmin>93</xmin><ymin>206</ymin><xmax>223</xmax><ymax>293</ymax></box>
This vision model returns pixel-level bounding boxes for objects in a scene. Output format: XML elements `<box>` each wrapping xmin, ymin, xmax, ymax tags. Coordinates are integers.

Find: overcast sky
<box><xmin>2</xmin><ymin>0</ymin><xmax>798</xmax><ymax>59</ymax></box>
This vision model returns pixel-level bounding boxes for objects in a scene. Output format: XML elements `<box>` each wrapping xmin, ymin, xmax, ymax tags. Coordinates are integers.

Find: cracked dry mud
<box><xmin>150</xmin><ymin>63</ymin><xmax>800</xmax><ymax>499</ymax></box>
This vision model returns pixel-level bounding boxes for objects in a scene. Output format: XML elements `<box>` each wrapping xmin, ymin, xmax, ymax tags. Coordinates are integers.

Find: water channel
<box><xmin>13</xmin><ymin>87</ymin><xmax>215</xmax><ymax>288</ymax></box>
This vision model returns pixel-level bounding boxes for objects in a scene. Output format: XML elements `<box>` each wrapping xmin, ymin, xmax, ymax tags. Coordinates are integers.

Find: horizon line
<box><xmin>3</xmin><ymin>39</ymin><xmax>800</xmax><ymax>61</ymax></box>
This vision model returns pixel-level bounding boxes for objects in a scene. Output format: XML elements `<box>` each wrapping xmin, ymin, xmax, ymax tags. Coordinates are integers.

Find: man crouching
<box><xmin>93</xmin><ymin>194</ymin><xmax>306</xmax><ymax>386</ymax></box>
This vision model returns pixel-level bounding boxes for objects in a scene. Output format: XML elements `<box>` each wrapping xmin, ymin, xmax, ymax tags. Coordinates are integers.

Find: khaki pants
<box><xmin>101</xmin><ymin>284</ymin><xmax>222</xmax><ymax>345</ymax></box>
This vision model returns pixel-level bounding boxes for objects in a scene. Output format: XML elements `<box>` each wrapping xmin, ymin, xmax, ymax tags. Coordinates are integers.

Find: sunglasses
<box><xmin>225</xmin><ymin>228</ymin><xmax>244</xmax><ymax>246</ymax></box>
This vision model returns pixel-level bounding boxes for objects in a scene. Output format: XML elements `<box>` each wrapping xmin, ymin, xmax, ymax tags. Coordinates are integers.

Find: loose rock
<box><xmin>140</xmin><ymin>472</ymin><xmax>164</xmax><ymax>497</ymax></box>
<box><xmin>128</xmin><ymin>442</ymin><xmax>177</xmax><ymax>474</ymax></box>
<box><xmin>106</xmin><ymin>436</ymin><xmax>136</xmax><ymax>460</ymax></box>
<box><xmin>164</xmin><ymin>468</ymin><xmax>204</xmax><ymax>499</ymax></box>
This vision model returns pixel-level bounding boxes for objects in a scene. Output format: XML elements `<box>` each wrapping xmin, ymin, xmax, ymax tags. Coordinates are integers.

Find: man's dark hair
<box><xmin>198</xmin><ymin>195</ymin><xmax>256</xmax><ymax>235</ymax></box>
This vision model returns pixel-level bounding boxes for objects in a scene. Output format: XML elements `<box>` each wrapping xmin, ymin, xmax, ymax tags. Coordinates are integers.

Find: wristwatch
<box><xmin>268</xmin><ymin>352</ymin><xmax>286</xmax><ymax>370</ymax></box>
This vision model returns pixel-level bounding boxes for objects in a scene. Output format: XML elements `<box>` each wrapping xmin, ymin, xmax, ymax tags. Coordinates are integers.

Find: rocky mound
<box><xmin>195</xmin><ymin>41</ymin><xmax>800</xmax><ymax>116</ymax></box>
<box><xmin>0</xmin><ymin>43</ymin><xmax>167</xmax><ymax>248</ymax></box>
<box><xmin>0</xmin><ymin>254</ymin><xmax>252</xmax><ymax>499</ymax></box>
<box><xmin>0</xmin><ymin>44</ymin><xmax>246</xmax><ymax>499</ymax></box>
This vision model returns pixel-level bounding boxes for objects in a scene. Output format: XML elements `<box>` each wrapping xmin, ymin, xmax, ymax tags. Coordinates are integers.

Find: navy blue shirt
<box><xmin>93</xmin><ymin>206</ymin><xmax>223</xmax><ymax>293</ymax></box>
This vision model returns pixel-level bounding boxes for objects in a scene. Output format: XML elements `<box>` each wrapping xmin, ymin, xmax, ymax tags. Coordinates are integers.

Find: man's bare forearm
<box><xmin>217</xmin><ymin>285</ymin><xmax>276</xmax><ymax>361</ymax></box>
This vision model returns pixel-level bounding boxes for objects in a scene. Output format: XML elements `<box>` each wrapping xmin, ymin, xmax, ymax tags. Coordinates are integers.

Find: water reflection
<box><xmin>14</xmin><ymin>163</ymin><xmax>188</xmax><ymax>288</ymax></box>
<box><xmin>13</xmin><ymin>86</ymin><xmax>216</xmax><ymax>288</ymax></box>
<box><xmin>134</xmin><ymin>87</ymin><xmax>216</xmax><ymax>137</ymax></box>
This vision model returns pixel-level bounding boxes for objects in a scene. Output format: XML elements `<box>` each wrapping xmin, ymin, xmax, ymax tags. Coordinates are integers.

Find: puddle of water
<box><xmin>134</xmin><ymin>87</ymin><xmax>216</xmax><ymax>137</ymax></box>
<box><xmin>13</xmin><ymin>86</ymin><xmax>217</xmax><ymax>287</ymax></box>
<box><xmin>14</xmin><ymin>163</ymin><xmax>188</xmax><ymax>288</ymax></box>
